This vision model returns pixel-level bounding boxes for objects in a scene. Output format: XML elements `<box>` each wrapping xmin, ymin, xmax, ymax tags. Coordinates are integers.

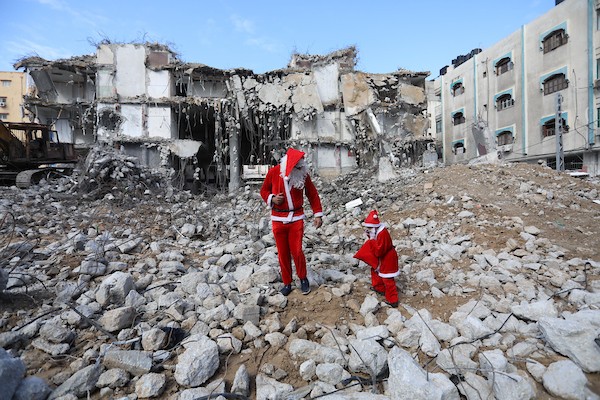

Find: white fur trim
<box><xmin>314</xmin><ymin>212</ymin><xmax>323</xmax><ymax>217</ymax></box>
<box><xmin>379</xmin><ymin>271</ymin><xmax>401</xmax><ymax>278</ymax></box>
<box><xmin>362</xmin><ymin>222</ymin><xmax>381</xmax><ymax>227</ymax></box>
<box><xmin>271</xmin><ymin>214</ymin><xmax>305</xmax><ymax>223</ymax></box>
<box><xmin>280</xmin><ymin>155</ymin><xmax>288</xmax><ymax>179</ymax></box>
<box><xmin>282</xmin><ymin>176</ymin><xmax>294</xmax><ymax>222</ymax></box>
<box><xmin>267</xmin><ymin>194</ymin><xmax>274</xmax><ymax>208</ymax></box>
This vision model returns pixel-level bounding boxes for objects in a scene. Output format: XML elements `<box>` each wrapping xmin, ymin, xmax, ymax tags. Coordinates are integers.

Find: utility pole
<box><xmin>555</xmin><ymin>93</ymin><xmax>564</xmax><ymax>172</ymax></box>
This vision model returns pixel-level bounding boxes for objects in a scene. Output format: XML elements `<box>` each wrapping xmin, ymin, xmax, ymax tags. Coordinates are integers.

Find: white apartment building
<box><xmin>434</xmin><ymin>0</ymin><xmax>600</xmax><ymax>175</ymax></box>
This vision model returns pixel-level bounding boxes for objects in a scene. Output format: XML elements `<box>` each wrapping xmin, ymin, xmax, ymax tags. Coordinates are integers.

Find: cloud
<box><xmin>6</xmin><ymin>38</ymin><xmax>74</xmax><ymax>62</ymax></box>
<box><xmin>228</xmin><ymin>14</ymin><xmax>280</xmax><ymax>53</ymax></box>
<box><xmin>36</xmin><ymin>0</ymin><xmax>65</xmax><ymax>9</ymax></box>
<box><xmin>245</xmin><ymin>37</ymin><xmax>281</xmax><ymax>54</ymax></box>
<box><xmin>35</xmin><ymin>0</ymin><xmax>104</xmax><ymax>28</ymax></box>
<box><xmin>230</xmin><ymin>14</ymin><xmax>255</xmax><ymax>34</ymax></box>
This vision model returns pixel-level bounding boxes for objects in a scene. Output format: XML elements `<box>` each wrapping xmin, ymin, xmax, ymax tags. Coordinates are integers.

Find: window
<box><xmin>496</xmin><ymin>94</ymin><xmax>515</xmax><ymax>111</ymax></box>
<box><xmin>1</xmin><ymin>80</ymin><xmax>10</xmax><ymax>87</ymax></box>
<box><xmin>451</xmin><ymin>82</ymin><xmax>464</xmax><ymax>96</ymax></box>
<box><xmin>495</xmin><ymin>58</ymin><xmax>513</xmax><ymax>75</ymax></box>
<box><xmin>597</xmin><ymin>107</ymin><xmax>600</xmax><ymax>128</ymax></box>
<box><xmin>452</xmin><ymin>112</ymin><xmax>465</xmax><ymax>125</ymax></box>
<box><xmin>543</xmin><ymin>74</ymin><xmax>568</xmax><ymax>95</ymax></box>
<box><xmin>543</xmin><ymin>29</ymin><xmax>567</xmax><ymax>53</ymax></box>
<box><xmin>453</xmin><ymin>142</ymin><xmax>465</xmax><ymax>154</ymax></box>
<box><xmin>542</xmin><ymin>117</ymin><xmax>569</xmax><ymax>138</ymax></box>
<box><xmin>435</xmin><ymin>119</ymin><xmax>442</xmax><ymax>133</ymax></box>
<box><xmin>0</xmin><ymin>114</ymin><xmax>8</xmax><ymax>120</ymax></box>
<box><xmin>547</xmin><ymin>155</ymin><xmax>583</xmax><ymax>171</ymax></box>
<box><xmin>0</xmin><ymin>97</ymin><xmax>6</xmax><ymax>107</ymax></box>
<box><xmin>497</xmin><ymin>131</ymin><xmax>514</xmax><ymax>146</ymax></box>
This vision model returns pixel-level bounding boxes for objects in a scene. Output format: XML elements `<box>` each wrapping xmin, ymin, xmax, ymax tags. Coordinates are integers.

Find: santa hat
<box><xmin>362</xmin><ymin>210</ymin><xmax>381</xmax><ymax>227</ymax></box>
<box><xmin>282</xmin><ymin>148</ymin><xmax>305</xmax><ymax>178</ymax></box>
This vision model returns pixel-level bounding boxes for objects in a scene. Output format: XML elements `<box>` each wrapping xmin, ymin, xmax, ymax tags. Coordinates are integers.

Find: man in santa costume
<box><xmin>353</xmin><ymin>210</ymin><xmax>400</xmax><ymax>307</ymax></box>
<box><xmin>260</xmin><ymin>148</ymin><xmax>323</xmax><ymax>296</ymax></box>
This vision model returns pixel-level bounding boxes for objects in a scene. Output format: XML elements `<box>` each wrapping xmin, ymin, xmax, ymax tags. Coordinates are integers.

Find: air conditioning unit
<box><xmin>0</xmin><ymin>101</ymin><xmax>5</xmax><ymax>107</ymax></box>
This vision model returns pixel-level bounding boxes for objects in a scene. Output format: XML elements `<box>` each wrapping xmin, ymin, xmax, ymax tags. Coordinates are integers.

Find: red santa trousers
<box><xmin>371</xmin><ymin>268</ymin><xmax>399</xmax><ymax>304</ymax></box>
<box><xmin>272</xmin><ymin>220</ymin><xmax>306</xmax><ymax>285</ymax></box>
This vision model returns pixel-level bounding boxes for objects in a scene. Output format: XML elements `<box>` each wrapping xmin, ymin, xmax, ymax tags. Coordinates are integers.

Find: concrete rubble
<box><xmin>0</xmin><ymin>152</ymin><xmax>599</xmax><ymax>399</ymax></box>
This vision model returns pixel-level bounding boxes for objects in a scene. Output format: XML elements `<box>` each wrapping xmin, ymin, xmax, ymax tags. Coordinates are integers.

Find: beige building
<box><xmin>0</xmin><ymin>71</ymin><xmax>28</xmax><ymax>122</ymax></box>
<box><xmin>433</xmin><ymin>0</ymin><xmax>600</xmax><ymax>175</ymax></box>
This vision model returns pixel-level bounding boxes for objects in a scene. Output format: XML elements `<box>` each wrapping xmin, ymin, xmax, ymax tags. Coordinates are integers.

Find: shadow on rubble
<box><xmin>0</xmin><ymin>287</ymin><xmax>53</xmax><ymax>313</ymax></box>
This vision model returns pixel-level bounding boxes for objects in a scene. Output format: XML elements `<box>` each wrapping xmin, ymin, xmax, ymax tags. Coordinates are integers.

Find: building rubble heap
<box><xmin>0</xmin><ymin>159</ymin><xmax>599</xmax><ymax>399</ymax></box>
<box><xmin>76</xmin><ymin>146</ymin><xmax>169</xmax><ymax>201</ymax></box>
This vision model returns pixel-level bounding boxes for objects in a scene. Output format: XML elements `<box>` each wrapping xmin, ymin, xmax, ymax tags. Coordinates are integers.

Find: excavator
<box><xmin>0</xmin><ymin>121</ymin><xmax>78</xmax><ymax>188</ymax></box>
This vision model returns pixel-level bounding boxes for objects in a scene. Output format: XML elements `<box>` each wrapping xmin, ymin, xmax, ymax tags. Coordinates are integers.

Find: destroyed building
<box><xmin>14</xmin><ymin>43</ymin><xmax>433</xmax><ymax>192</ymax></box>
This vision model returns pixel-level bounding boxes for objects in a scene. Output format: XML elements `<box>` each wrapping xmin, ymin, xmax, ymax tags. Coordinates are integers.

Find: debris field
<box><xmin>1</xmin><ymin>152</ymin><xmax>600</xmax><ymax>400</ymax></box>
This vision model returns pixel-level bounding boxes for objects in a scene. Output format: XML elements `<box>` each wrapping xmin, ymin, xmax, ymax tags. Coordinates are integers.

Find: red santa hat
<box><xmin>283</xmin><ymin>148</ymin><xmax>305</xmax><ymax>178</ymax></box>
<box><xmin>362</xmin><ymin>210</ymin><xmax>381</xmax><ymax>227</ymax></box>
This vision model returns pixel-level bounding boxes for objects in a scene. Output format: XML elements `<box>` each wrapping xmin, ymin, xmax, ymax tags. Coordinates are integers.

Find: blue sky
<box><xmin>3</xmin><ymin>0</ymin><xmax>555</xmax><ymax>78</ymax></box>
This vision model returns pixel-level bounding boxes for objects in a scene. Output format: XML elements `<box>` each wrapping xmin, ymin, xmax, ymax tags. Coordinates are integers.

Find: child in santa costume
<box><xmin>354</xmin><ymin>210</ymin><xmax>400</xmax><ymax>306</ymax></box>
<box><xmin>260</xmin><ymin>148</ymin><xmax>323</xmax><ymax>296</ymax></box>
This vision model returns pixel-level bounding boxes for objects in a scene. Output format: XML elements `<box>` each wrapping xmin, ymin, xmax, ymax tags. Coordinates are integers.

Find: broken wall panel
<box><xmin>119</xmin><ymin>143</ymin><xmax>163</xmax><ymax>169</ymax></box>
<box><xmin>291</xmin><ymin>111</ymin><xmax>350</xmax><ymax>142</ymax></box>
<box><xmin>115</xmin><ymin>45</ymin><xmax>147</xmax><ymax>98</ymax></box>
<box><xmin>340</xmin><ymin>73</ymin><xmax>376</xmax><ymax>116</ymax></box>
<box><xmin>313</xmin><ymin>64</ymin><xmax>340</xmax><ymax>105</ymax></box>
<box><xmin>97</xmin><ymin>45</ymin><xmax>114</xmax><ymax>65</ymax></box>
<box><xmin>147</xmin><ymin>106</ymin><xmax>173</xmax><ymax>139</ymax></box>
<box><xmin>312</xmin><ymin>145</ymin><xmax>357</xmax><ymax>178</ymax></box>
<box><xmin>97</xmin><ymin>70</ymin><xmax>115</xmax><ymax>99</ymax></box>
<box><xmin>55</xmin><ymin>119</ymin><xmax>73</xmax><ymax>143</ymax></box>
<box><xmin>289</xmin><ymin>75</ymin><xmax>323</xmax><ymax>116</ymax></box>
<box><xmin>399</xmin><ymin>84</ymin><xmax>426</xmax><ymax>106</ymax></box>
<box><xmin>148</xmin><ymin>70</ymin><xmax>171</xmax><ymax>98</ymax></box>
<box><xmin>119</xmin><ymin>104</ymin><xmax>144</xmax><ymax>138</ymax></box>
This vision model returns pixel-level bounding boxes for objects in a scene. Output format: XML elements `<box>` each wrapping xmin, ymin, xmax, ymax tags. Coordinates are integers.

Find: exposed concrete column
<box><xmin>228</xmin><ymin>124</ymin><xmax>240</xmax><ymax>193</ymax></box>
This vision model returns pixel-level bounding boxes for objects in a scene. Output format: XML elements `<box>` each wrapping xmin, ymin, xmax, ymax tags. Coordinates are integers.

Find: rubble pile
<box><xmin>0</xmin><ymin>161</ymin><xmax>599</xmax><ymax>399</ymax></box>
<box><xmin>77</xmin><ymin>147</ymin><xmax>168</xmax><ymax>201</ymax></box>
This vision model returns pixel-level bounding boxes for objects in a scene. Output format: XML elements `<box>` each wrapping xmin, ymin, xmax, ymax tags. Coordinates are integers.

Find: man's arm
<box><xmin>260</xmin><ymin>168</ymin><xmax>275</xmax><ymax>207</ymax></box>
<box><xmin>304</xmin><ymin>174</ymin><xmax>323</xmax><ymax>228</ymax></box>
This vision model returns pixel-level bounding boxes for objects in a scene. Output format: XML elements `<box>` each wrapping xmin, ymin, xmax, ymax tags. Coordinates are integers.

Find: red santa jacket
<box><xmin>260</xmin><ymin>164</ymin><xmax>323</xmax><ymax>223</ymax></box>
<box><xmin>354</xmin><ymin>225</ymin><xmax>400</xmax><ymax>278</ymax></box>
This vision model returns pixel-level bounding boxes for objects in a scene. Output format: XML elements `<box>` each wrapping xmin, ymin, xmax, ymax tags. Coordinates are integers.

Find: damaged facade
<box><xmin>15</xmin><ymin>43</ymin><xmax>432</xmax><ymax>192</ymax></box>
<box><xmin>434</xmin><ymin>0</ymin><xmax>600</xmax><ymax>175</ymax></box>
